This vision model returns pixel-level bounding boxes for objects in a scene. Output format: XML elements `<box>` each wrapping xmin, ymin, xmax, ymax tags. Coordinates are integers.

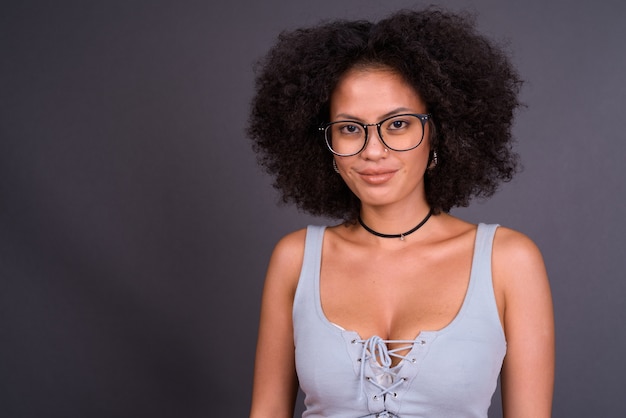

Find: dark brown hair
<box><xmin>248</xmin><ymin>8</ymin><xmax>522</xmax><ymax>220</ymax></box>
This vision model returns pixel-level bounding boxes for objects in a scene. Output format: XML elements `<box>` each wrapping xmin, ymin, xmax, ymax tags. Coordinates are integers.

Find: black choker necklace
<box><xmin>358</xmin><ymin>209</ymin><xmax>433</xmax><ymax>241</ymax></box>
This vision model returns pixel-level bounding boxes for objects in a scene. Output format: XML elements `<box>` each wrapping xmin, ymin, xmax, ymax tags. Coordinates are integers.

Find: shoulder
<box><xmin>264</xmin><ymin>228</ymin><xmax>309</xmax><ymax>294</ymax></box>
<box><xmin>491</xmin><ymin>226</ymin><xmax>551</xmax><ymax>309</ymax></box>
<box><xmin>492</xmin><ymin>226</ymin><xmax>546</xmax><ymax>274</ymax></box>
<box><xmin>270</xmin><ymin>227</ymin><xmax>309</xmax><ymax>267</ymax></box>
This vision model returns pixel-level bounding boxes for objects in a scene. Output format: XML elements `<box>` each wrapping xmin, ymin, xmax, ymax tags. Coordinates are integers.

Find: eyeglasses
<box><xmin>319</xmin><ymin>113</ymin><xmax>431</xmax><ymax>157</ymax></box>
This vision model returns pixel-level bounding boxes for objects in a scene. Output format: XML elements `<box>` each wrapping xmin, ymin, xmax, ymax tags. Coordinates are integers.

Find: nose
<box><xmin>360</xmin><ymin>125</ymin><xmax>388</xmax><ymax>159</ymax></box>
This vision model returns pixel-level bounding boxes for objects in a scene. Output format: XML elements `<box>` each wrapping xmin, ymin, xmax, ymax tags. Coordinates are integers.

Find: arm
<box><xmin>492</xmin><ymin>228</ymin><xmax>555</xmax><ymax>418</ymax></box>
<box><xmin>250</xmin><ymin>230</ymin><xmax>306</xmax><ymax>418</ymax></box>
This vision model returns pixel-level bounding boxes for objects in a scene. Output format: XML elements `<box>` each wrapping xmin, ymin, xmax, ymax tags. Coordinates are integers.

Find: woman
<box><xmin>248</xmin><ymin>8</ymin><xmax>554</xmax><ymax>418</ymax></box>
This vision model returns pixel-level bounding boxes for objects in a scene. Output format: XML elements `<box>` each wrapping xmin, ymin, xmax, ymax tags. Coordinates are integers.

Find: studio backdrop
<box><xmin>1</xmin><ymin>0</ymin><xmax>625</xmax><ymax>417</ymax></box>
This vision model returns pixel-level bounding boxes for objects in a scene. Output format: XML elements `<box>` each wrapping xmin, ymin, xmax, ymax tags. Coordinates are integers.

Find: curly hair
<box><xmin>248</xmin><ymin>8</ymin><xmax>522</xmax><ymax>221</ymax></box>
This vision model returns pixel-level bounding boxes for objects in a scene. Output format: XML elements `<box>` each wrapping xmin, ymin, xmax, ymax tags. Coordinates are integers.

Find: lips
<box><xmin>357</xmin><ymin>168</ymin><xmax>398</xmax><ymax>185</ymax></box>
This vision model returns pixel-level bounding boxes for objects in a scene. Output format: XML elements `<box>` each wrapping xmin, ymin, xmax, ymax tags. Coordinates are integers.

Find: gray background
<box><xmin>1</xmin><ymin>0</ymin><xmax>625</xmax><ymax>417</ymax></box>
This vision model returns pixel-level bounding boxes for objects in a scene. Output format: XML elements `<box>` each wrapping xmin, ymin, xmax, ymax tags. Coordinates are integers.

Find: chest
<box><xmin>319</xmin><ymin>241</ymin><xmax>474</xmax><ymax>340</ymax></box>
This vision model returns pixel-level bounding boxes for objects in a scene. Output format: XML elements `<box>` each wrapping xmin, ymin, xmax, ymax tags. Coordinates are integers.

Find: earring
<box><xmin>332</xmin><ymin>159</ymin><xmax>340</xmax><ymax>173</ymax></box>
<box><xmin>429</xmin><ymin>151</ymin><xmax>438</xmax><ymax>169</ymax></box>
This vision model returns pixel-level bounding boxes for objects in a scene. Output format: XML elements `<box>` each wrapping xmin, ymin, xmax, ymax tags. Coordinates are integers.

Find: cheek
<box><xmin>334</xmin><ymin>156</ymin><xmax>351</xmax><ymax>172</ymax></box>
<box><xmin>404</xmin><ymin>147</ymin><xmax>431</xmax><ymax>169</ymax></box>
<box><xmin>333</xmin><ymin>158</ymin><xmax>358</xmax><ymax>185</ymax></box>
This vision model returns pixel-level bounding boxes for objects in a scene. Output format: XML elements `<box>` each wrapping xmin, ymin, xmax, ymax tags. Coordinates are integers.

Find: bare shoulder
<box><xmin>270</xmin><ymin>228</ymin><xmax>307</xmax><ymax>267</ymax></box>
<box><xmin>264</xmin><ymin>228</ymin><xmax>308</xmax><ymax>292</ymax></box>
<box><xmin>491</xmin><ymin>226</ymin><xmax>551</xmax><ymax>309</ymax></box>
<box><xmin>492</xmin><ymin>226</ymin><xmax>546</xmax><ymax>276</ymax></box>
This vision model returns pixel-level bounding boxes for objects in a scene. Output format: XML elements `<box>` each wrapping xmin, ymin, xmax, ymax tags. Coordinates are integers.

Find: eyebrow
<box><xmin>333</xmin><ymin>107</ymin><xmax>416</xmax><ymax>122</ymax></box>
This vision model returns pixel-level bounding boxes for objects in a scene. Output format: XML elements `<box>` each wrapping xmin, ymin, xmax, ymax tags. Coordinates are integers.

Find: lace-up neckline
<box><xmin>357</xmin><ymin>335</ymin><xmax>415</xmax><ymax>399</ymax></box>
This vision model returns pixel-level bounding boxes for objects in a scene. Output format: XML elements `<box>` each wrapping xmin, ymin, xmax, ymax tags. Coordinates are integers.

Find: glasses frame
<box><xmin>319</xmin><ymin>113</ymin><xmax>431</xmax><ymax>157</ymax></box>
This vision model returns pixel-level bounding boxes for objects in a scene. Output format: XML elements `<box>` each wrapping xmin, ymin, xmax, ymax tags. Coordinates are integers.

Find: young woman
<box><xmin>248</xmin><ymin>8</ymin><xmax>554</xmax><ymax>418</ymax></box>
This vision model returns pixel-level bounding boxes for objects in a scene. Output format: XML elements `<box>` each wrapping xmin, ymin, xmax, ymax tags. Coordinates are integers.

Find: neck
<box><xmin>358</xmin><ymin>207</ymin><xmax>433</xmax><ymax>240</ymax></box>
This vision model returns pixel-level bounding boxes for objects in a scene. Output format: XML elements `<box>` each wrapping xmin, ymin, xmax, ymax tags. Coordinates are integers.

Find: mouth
<box><xmin>357</xmin><ymin>169</ymin><xmax>398</xmax><ymax>185</ymax></box>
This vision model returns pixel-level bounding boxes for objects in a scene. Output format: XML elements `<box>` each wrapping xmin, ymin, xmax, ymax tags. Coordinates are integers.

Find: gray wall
<box><xmin>1</xmin><ymin>0</ymin><xmax>624</xmax><ymax>416</ymax></box>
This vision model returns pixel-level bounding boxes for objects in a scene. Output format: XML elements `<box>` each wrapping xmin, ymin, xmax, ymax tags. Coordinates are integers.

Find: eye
<box><xmin>387</xmin><ymin>118</ymin><xmax>409</xmax><ymax>130</ymax></box>
<box><xmin>336</xmin><ymin>122</ymin><xmax>363</xmax><ymax>135</ymax></box>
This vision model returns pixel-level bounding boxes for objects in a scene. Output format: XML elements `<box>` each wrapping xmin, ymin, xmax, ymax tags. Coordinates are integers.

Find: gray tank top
<box><xmin>293</xmin><ymin>223</ymin><xmax>506</xmax><ymax>418</ymax></box>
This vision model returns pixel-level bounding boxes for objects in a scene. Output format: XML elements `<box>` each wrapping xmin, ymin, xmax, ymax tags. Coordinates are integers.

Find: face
<box><xmin>330</xmin><ymin>67</ymin><xmax>431</xmax><ymax>209</ymax></box>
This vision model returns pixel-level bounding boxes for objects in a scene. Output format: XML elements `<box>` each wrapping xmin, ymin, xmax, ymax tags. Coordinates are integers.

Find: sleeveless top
<box><xmin>293</xmin><ymin>223</ymin><xmax>506</xmax><ymax>418</ymax></box>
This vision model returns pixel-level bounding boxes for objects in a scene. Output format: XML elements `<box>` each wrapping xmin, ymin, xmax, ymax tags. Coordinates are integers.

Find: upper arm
<box><xmin>492</xmin><ymin>227</ymin><xmax>555</xmax><ymax>418</ymax></box>
<box><xmin>250</xmin><ymin>229</ymin><xmax>307</xmax><ymax>418</ymax></box>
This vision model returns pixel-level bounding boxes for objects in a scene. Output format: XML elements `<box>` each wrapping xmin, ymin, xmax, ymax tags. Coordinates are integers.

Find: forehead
<box><xmin>330</xmin><ymin>67</ymin><xmax>425</xmax><ymax>118</ymax></box>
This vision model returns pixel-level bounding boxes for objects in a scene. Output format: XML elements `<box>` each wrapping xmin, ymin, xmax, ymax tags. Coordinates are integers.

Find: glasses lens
<box><xmin>379</xmin><ymin>114</ymin><xmax>425</xmax><ymax>151</ymax></box>
<box><xmin>325</xmin><ymin>121</ymin><xmax>366</xmax><ymax>156</ymax></box>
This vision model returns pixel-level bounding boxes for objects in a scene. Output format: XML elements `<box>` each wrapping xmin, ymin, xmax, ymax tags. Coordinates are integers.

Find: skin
<box><xmin>250</xmin><ymin>67</ymin><xmax>554</xmax><ymax>418</ymax></box>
